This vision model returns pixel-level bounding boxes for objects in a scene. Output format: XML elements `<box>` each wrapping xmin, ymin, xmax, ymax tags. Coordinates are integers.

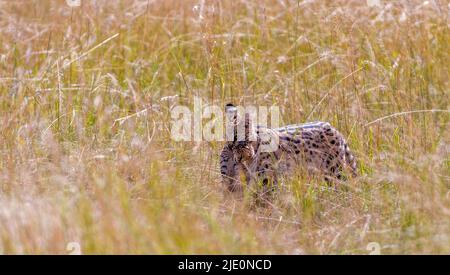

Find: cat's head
<box><xmin>224</xmin><ymin>103</ymin><xmax>258</xmax><ymax>162</ymax></box>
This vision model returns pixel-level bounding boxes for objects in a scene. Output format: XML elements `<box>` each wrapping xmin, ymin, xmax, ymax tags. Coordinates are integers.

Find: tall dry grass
<box><xmin>0</xmin><ymin>0</ymin><xmax>448</xmax><ymax>254</ymax></box>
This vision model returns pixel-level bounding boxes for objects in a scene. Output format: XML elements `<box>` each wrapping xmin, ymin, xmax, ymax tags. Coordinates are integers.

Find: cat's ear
<box><xmin>224</xmin><ymin>103</ymin><xmax>238</xmax><ymax>142</ymax></box>
<box><xmin>224</xmin><ymin>103</ymin><xmax>257</xmax><ymax>142</ymax></box>
<box><xmin>225</xmin><ymin>103</ymin><xmax>236</xmax><ymax>113</ymax></box>
<box><xmin>224</xmin><ymin>103</ymin><xmax>238</xmax><ymax>123</ymax></box>
<box><xmin>244</xmin><ymin>110</ymin><xmax>257</xmax><ymax>142</ymax></box>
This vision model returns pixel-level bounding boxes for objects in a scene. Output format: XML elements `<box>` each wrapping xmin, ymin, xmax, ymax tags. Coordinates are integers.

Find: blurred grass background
<box><xmin>0</xmin><ymin>0</ymin><xmax>448</xmax><ymax>254</ymax></box>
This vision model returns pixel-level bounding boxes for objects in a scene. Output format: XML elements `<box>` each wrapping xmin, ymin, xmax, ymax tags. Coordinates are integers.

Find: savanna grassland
<box><xmin>0</xmin><ymin>0</ymin><xmax>449</xmax><ymax>254</ymax></box>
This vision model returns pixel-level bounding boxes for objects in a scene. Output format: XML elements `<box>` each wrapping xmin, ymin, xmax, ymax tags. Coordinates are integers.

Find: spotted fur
<box><xmin>220</xmin><ymin>104</ymin><xmax>357</xmax><ymax>192</ymax></box>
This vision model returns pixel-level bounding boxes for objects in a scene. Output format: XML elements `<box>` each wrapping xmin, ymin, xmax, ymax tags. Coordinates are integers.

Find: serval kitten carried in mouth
<box><xmin>220</xmin><ymin>103</ymin><xmax>357</xmax><ymax>192</ymax></box>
